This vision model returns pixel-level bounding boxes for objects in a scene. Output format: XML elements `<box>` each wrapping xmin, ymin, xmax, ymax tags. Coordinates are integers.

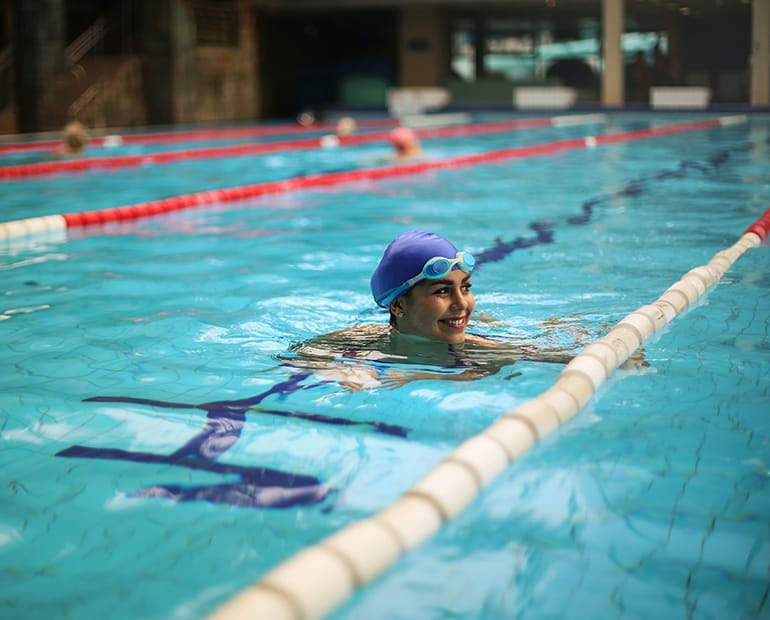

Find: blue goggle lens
<box><xmin>421</xmin><ymin>252</ymin><xmax>475</xmax><ymax>279</ymax></box>
<box><xmin>423</xmin><ymin>257</ymin><xmax>452</xmax><ymax>278</ymax></box>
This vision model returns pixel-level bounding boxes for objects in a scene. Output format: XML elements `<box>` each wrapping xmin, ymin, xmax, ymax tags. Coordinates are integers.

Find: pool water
<box><xmin>1</xmin><ymin>113</ymin><xmax>615</xmax><ymax>219</ymax></box>
<box><xmin>0</xmin><ymin>113</ymin><xmax>768</xmax><ymax>620</ymax></box>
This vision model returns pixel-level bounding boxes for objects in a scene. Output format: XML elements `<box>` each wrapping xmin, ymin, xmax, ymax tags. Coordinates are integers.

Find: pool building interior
<box><xmin>1</xmin><ymin>0</ymin><xmax>770</xmax><ymax>134</ymax></box>
<box><xmin>1</xmin><ymin>2</ymin><xmax>769</xmax><ymax>620</ymax></box>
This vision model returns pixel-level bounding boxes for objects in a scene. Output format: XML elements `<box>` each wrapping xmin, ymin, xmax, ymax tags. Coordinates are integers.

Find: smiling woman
<box><xmin>372</xmin><ymin>230</ymin><xmax>476</xmax><ymax>342</ymax></box>
<box><xmin>288</xmin><ymin>230</ymin><xmax>578</xmax><ymax>390</ymax></box>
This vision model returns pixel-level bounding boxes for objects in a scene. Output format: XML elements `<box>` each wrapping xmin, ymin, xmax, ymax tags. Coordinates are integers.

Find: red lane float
<box><xmin>745</xmin><ymin>208</ymin><xmax>770</xmax><ymax>240</ymax></box>
<box><xmin>0</xmin><ymin>115</ymin><xmax>599</xmax><ymax>180</ymax></box>
<box><xmin>0</xmin><ymin>118</ymin><xmax>400</xmax><ymax>156</ymax></box>
<box><xmin>56</xmin><ymin>116</ymin><xmax>739</xmax><ymax>231</ymax></box>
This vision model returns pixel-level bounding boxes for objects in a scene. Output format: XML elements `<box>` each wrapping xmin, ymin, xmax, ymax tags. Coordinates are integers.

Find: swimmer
<box><xmin>388</xmin><ymin>126</ymin><xmax>424</xmax><ymax>161</ymax></box>
<box><xmin>56</xmin><ymin>120</ymin><xmax>88</xmax><ymax>157</ymax></box>
<box><xmin>297</xmin><ymin>109</ymin><xmax>317</xmax><ymax>127</ymax></box>
<box><xmin>319</xmin><ymin>117</ymin><xmax>356</xmax><ymax>148</ymax></box>
<box><xmin>336</xmin><ymin>116</ymin><xmax>357</xmax><ymax>136</ymax></box>
<box><xmin>287</xmin><ymin>231</ymin><xmax>579</xmax><ymax>390</ymax></box>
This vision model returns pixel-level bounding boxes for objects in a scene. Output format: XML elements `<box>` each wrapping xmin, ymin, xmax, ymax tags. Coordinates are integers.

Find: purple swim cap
<box><xmin>370</xmin><ymin>230</ymin><xmax>458</xmax><ymax>308</ymax></box>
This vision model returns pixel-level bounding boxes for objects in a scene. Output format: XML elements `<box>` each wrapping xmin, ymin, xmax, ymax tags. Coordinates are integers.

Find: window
<box><xmin>450</xmin><ymin>14</ymin><xmax>602</xmax><ymax>89</ymax></box>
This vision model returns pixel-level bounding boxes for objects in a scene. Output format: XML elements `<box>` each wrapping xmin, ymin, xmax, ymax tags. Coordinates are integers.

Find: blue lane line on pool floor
<box><xmin>474</xmin><ymin>142</ymin><xmax>754</xmax><ymax>268</ymax></box>
<box><xmin>56</xmin><ymin>370</ymin><xmax>408</xmax><ymax>510</ymax></box>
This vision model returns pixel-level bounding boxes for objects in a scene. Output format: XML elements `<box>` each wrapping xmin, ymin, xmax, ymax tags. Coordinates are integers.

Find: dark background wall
<box><xmin>257</xmin><ymin>8</ymin><xmax>397</xmax><ymax>117</ymax></box>
<box><xmin>0</xmin><ymin>0</ymin><xmax>762</xmax><ymax>134</ymax></box>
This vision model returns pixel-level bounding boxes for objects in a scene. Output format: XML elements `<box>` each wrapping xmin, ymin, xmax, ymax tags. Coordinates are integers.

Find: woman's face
<box><xmin>392</xmin><ymin>270</ymin><xmax>475</xmax><ymax>343</ymax></box>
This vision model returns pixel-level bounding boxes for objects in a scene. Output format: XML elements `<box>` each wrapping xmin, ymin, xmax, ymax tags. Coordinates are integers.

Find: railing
<box><xmin>35</xmin><ymin>15</ymin><xmax>114</xmax><ymax>130</ymax></box>
<box><xmin>61</xmin><ymin>10</ymin><xmax>145</xmax><ymax>130</ymax></box>
<box><xmin>68</xmin><ymin>55</ymin><xmax>145</xmax><ymax>128</ymax></box>
<box><xmin>65</xmin><ymin>17</ymin><xmax>108</xmax><ymax>68</ymax></box>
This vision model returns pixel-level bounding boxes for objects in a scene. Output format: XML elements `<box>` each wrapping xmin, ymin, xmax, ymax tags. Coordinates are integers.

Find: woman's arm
<box><xmin>516</xmin><ymin>345</ymin><xmax>576</xmax><ymax>365</ymax></box>
<box><xmin>378</xmin><ymin>367</ymin><xmax>496</xmax><ymax>389</ymax></box>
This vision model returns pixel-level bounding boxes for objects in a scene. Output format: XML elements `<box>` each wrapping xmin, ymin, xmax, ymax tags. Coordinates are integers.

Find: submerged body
<box><xmin>288</xmin><ymin>321</ymin><xmax>576</xmax><ymax>391</ymax></box>
<box><xmin>286</xmin><ymin>230</ymin><xmax>644</xmax><ymax>390</ymax></box>
<box><xmin>389</xmin><ymin>127</ymin><xmax>424</xmax><ymax>161</ymax></box>
<box><xmin>282</xmin><ymin>231</ymin><xmax>576</xmax><ymax>389</ymax></box>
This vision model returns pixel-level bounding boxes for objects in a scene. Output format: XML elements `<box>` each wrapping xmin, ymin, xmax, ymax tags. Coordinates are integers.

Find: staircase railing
<box><xmin>65</xmin><ymin>17</ymin><xmax>108</xmax><ymax>68</ymax></box>
<box><xmin>68</xmin><ymin>55</ymin><xmax>145</xmax><ymax>128</ymax></box>
<box><xmin>60</xmin><ymin>10</ymin><xmax>146</xmax><ymax>130</ymax></box>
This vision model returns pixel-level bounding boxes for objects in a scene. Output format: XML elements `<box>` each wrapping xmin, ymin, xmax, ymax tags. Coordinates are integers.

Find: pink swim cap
<box><xmin>389</xmin><ymin>127</ymin><xmax>416</xmax><ymax>149</ymax></box>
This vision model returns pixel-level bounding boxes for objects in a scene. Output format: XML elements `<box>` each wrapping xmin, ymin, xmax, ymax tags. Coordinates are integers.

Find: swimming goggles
<box><xmin>381</xmin><ymin>252</ymin><xmax>475</xmax><ymax>306</ymax></box>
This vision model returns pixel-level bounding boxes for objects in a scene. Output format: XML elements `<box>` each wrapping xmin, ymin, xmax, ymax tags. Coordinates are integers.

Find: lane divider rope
<box><xmin>0</xmin><ymin>115</ymin><xmax>746</xmax><ymax>242</ymax></box>
<box><xmin>0</xmin><ymin>114</ymin><xmax>608</xmax><ymax>180</ymax></box>
<box><xmin>0</xmin><ymin>117</ymin><xmax>401</xmax><ymax>156</ymax></box>
<box><xmin>207</xmin><ymin>209</ymin><xmax>768</xmax><ymax>620</ymax></box>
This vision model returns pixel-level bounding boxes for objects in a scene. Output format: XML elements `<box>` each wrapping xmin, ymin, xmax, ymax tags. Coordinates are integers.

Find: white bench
<box><xmin>387</xmin><ymin>87</ymin><xmax>450</xmax><ymax>117</ymax></box>
<box><xmin>514</xmin><ymin>86</ymin><xmax>577</xmax><ymax>109</ymax></box>
<box><xmin>650</xmin><ymin>87</ymin><xmax>711</xmax><ymax>109</ymax></box>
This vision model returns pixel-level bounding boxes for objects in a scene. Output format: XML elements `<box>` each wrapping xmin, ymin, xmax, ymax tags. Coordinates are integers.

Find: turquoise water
<box><xmin>0</xmin><ymin>114</ymin><xmax>617</xmax><ymax>219</ymax></box>
<box><xmin>0</xmin><ymin>114</ymin><xmax>768</xmax><ymax>620</ymax></box>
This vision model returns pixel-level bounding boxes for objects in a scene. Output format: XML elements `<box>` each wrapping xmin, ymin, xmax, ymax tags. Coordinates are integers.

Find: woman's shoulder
<box><xmin>328</xmin><ymin>324</ymin><xmax>390</xmax><ymax>337</ymax></box>
<box><xmin>291</xmin><ymin>324</ymin><xmax>391</xmax><ymax>359</ymax></box>
<box><xmin>317</xmin><ymin>324</ymin><xmax>391</xmax><ymax>346</ymax></box>
<box><xmin>464</xmin><ymin>332</ymin><xmax>505</xmax><ymax>348</ymax></box>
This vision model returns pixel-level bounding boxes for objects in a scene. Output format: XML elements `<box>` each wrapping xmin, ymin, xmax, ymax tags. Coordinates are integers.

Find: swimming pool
<box><xmin>1</xmin><ymin>113</ymin><xmax>768</xmax><ymax>620</ymax></box>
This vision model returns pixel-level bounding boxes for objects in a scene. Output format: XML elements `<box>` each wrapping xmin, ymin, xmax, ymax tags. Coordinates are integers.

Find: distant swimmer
<box><xmin>388</xmin><ymin>126</ymin><xmax>424</xmax><ymax>161</ymax></box>
<box><xmin>336</xmin><ymin>117</ymin><xmax>357</xmax><ymax>136</ymax></box>
<box><xmin>55</xmin><ymin>120</ymin><xmax>89</xmax><ymax>157</ymax></box>
<box><xmin>297</xmin><ymin>109</ymin><xmax>317</xmax><ymax>127</ymax></box>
